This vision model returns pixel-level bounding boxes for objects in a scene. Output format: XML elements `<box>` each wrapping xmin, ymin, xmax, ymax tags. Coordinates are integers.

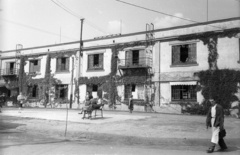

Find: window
<box><xmin>88</xmin><ymin>54</ymin><xmax>103</xmax><ymax>70</ymax></box>
<box><xmin>171</xmin><ymin>85</ymin><xmax>196</xmax><ymax>101</ymax></box>
<box><xmin>172</xmin><ymin>43</ymin><xmax>197</xmax><ymax>65</ymax></box>
<box><xmin>29</xmin><ymin>60</ymin><xmax>41</xmax><ymax>73</ymax></box>
<box><xmin>132</xmin><ymin>50</ymin><xmax>139</xmax><ymax>65</ymax></box>
<box><xmin>92</xmin><ymin>85</ymin><xmax>98</xmax><ymax>91</ymax></box>
<box><xmin>55</xmin><ymin>84</ymin><xmax>68</xmax><ymax>99</ymax></box>
<box><xmin>28</xmin><ymin>85</ymin><xmax>39</xmax><ymax>98</ymax></box>
<box><xmin>56</xmin><ymin>57</ymin><xmax>69</xmax><ymax>72</ymax></box>
<box><xmin>132</xmin><ymin>84</ymin><xmax>136</xmax><ymax>92</ymax></box>
<box><xmin>124</xmin><ymin>84</ymin><xmax>135</xmax><ymax>99</ymax></box>
<box><xmin>5</xmin><ymin>62</ymin><xmax>16</xmax><ymax>75</ymax></box>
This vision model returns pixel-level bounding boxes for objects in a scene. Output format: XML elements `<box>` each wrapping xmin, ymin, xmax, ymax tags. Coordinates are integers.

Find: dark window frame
<box><xmin>172</xmin><ymin>43</ymin><xmax>197</xmax><ymax>66</ymax></box>
<box><xmin>29</xmin><ymin>59</ymin><xmax>41</xmax><ymax>73</ymax></box>
<box><xmin>55</xmin><ymin>84</ymin><xmax>68</xmax><ymax>99</ymax></box>
<box><xmin>56</xmin><ymin>57</ymin><xmax>70</xmax><ymax>72</ymax></box>
<box><xmin>28</xmin><ymin>85</ymin><xmax>39</xmax><ymax>98</ymax></box>
<box><xmin>87</xmin><ymin>53</ymin><xmax>104</xmax><ymax>70</ymax></box>
<box><xmin>171</xmin><ymin>85</ymin><xmax>197</xmax><ymax>101</ymax></box>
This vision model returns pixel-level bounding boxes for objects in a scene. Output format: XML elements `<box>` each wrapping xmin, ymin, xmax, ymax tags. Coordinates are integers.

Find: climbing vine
<box><xmin>78</xmin><ymin>41</ymin><xmax>154</xmax><ymax>107</ymax></box>
<box><xmin>178</xmin><ymin>28</ymin><xmax>240</xmax><ymax>113</ymax></box>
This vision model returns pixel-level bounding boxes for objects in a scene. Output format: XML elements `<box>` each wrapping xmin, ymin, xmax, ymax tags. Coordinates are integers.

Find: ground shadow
<box><xmin>81</xmin><ymin>117</ymin><xmax>112</xmax><ymax>120</ymax></box>
<box><xmin>215</xmin><ymin>146</ymin><xmax>240</xmax><ymax>153</ymax></box>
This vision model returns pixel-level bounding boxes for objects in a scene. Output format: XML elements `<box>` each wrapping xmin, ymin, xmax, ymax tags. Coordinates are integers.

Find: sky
<box><xmin>0</xmin><ymin>0</ymin><xmax>239</xmax><ymax>51</ymax></box>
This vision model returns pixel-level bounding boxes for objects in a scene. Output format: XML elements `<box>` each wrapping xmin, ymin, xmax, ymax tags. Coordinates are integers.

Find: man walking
<box><xmin>206</xmin><ymin>98</ymin><xmax>228</xmax><ymax>153</ymax></box>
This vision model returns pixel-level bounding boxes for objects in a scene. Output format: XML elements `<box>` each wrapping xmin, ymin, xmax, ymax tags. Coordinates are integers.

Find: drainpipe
<box><xmin>158</xmin><ymin>41</ymin><xmax>161</xmax><ymax>106</ymax></box>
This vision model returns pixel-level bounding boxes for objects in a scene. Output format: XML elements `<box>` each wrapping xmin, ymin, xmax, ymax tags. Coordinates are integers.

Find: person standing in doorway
<box><xmin>17</xmin><ymin>92</ymin><xmax>26</xmax><ymax>113</ymax></box>
<box><xmin>128</xmin><ymin>95</ymin><xmax>134</xmax><ymax>113</ymax></box>
<box><xmin>206</xmin><ymin>98</ymin><xmax>227</xmax><ymax>153</ymax></box>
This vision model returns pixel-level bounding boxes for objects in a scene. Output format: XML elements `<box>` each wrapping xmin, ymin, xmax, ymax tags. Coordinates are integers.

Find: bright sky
<box><xmin>0</xmin><ymin>0</ymin><xmax>239</xmax><ymax>51</ymax></box>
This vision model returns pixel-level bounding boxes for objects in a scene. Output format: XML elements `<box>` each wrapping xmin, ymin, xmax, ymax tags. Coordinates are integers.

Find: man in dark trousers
<box><xmin>206</xmin><ymin>98</ymin><xmax>228</xmax><ymax>153</ymax></box>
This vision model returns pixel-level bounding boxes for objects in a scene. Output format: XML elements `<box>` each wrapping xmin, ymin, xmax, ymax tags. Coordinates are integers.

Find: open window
<box><xmin>88</xmin><ymin>53</ymin><xmax>104</xmax><ymax>70</ymax></box>
<box><xmin>29</xmin><ymin>59</ymin><xmax>41</xmax><ymax>73</ymax></box>
<box><xmin>28</xmin><ymin>85</ymin><xmax>39</xmax><ymax>98</ymax></box>
<box><xmin>56</xmin><ymin>57</ymin><xmax>69</xmax><ymax>72</ymax></box>
<box><xmin>55</xmin><ymin>84</ymin><xmax>68</xmax><ymax>99</ymax></box>
<box><xmin>172</xmin><ymin>43</ymin><xmax>197</xmax><ymax>65</ymax></box>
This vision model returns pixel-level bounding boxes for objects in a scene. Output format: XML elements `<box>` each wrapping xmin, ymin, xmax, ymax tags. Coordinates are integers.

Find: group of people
<box><xmin>78</xmin><ymin>91</ymin><xmax>105</xmax><ymax>119</ymax></box>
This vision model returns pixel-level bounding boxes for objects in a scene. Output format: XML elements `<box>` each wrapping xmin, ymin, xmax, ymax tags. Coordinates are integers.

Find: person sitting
<box><xmin>78</xmin><ymin>91</ymin><xmax>93</xmax><ymax>114</ymax></box>
<box><xmin>91</xmin><ymin>95</ymin><xmax>104</xmax><ymax>110</ymax></box>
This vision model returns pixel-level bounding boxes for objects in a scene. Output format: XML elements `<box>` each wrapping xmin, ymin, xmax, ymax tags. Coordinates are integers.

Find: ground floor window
<box><xmin>171</xmin><ymin>85</ymin><xmax>196</xmax><ymax>101</ymax></box>
<box><xmin>87</xmin><ymin>84</ymin><xmax>102</xmax><ymax>98</ymax></box>
<box><xmin>55</xmin><ymin>84</ymin><xmax>68</xmax><ymax>99</ymax></box>
<box><xmin>28</xmin><ymin>85</ymin><xmax>39</xmax><ymax>98</ymax></box>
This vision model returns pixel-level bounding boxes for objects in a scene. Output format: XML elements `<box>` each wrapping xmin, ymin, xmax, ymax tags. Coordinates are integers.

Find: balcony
<box><xmin>118</xmin><ymin>57</ymin><xmax>152</xmax><ymax>69</ymax></box>
<box><xmin>0</xmin><ymin>68</ymin><xmax>19</xmax><ymax>76</ymax></box>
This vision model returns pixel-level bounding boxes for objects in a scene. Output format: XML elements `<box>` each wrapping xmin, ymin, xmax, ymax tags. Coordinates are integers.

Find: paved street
<box><xmin>0</xmin><ymin>107</ymin><xmax>240</xmax><ymax>155</ymax></box>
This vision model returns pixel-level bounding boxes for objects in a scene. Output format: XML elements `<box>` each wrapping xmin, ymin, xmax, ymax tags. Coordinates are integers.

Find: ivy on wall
<box><xmin>78</xmin><ymin>41</ymin><xmax>154</xmax><ymax>107</ymax></box>
<box><xmin>177</xmin><ymin>28</ymin><xmax>240</xmax><ymax>113</ymax></box>
<box><xmin>178</xmin><ymin>28</ymin><xmax>240</xmax><ymax>71</ymax></box>
<box><xmin>195</xmin><ymin>69</ymin><xmax>240</xmax><ymax>112</ymax></box>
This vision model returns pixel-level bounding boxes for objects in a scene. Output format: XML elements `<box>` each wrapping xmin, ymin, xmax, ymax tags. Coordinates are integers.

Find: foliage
<box><xmin>194</xmin><ymin>69</ymin><xmax>240</xmax><ymax>110</ymax></box>
<box><xmin>181</xmin><ymin>102</ymin><xmax>209</xmax><ymax>115</ymax></box>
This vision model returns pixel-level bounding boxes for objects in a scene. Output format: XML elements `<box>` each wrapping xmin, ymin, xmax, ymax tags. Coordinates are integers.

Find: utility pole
<box><xmin>77</xmin><ymin>18</ymin><xmax>84</xmax><ymax>105</ymax></box>
<box><xmin>70</xmin><ymin>56</ymin><xmax>74</xmax><ymax>109</ymax></box>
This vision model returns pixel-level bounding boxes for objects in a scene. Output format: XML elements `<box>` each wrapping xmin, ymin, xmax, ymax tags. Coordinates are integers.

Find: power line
<box><xmin>116</xmin><ymin>0</ymin><xmax>225</xmax><ymax>30</ymax></box>
<box><xmin>0</xmin><ymin>18</ymin><xmax>77</xmax><ymax>40</ymax></box>
<box><xmin>51</xmin><ymin>0</ymin><xmax>108</xmax><ymax>34</ymax></box>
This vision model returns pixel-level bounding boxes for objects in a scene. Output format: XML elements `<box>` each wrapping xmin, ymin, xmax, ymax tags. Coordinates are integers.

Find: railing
<box><xmin>0</xmin><ymin>68</ymin><xmax>19</xmax><ymax>76</ymax></box>
<box><xmin>118</xmin><ymin>57</ymin><xmax>152</xmax><ymax>68</ymax></box>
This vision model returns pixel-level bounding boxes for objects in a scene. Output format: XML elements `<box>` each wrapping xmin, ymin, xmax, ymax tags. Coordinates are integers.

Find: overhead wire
<box><xmin>51</xmin><ymin>0</ymin><xmax>108</xmax><ymax>35</ymax></box>
<box><xmin>115</xmin><ymin>0</ymin><xmax>226</xmax><ymax>30</ymax></box>
<box><xmin>0</xmin><ymin>18</ymin><xmax>77</xmax><ymax>40</ymax></box>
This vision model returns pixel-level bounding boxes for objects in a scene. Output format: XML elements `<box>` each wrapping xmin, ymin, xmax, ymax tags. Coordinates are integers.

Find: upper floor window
<box><xmin>172</xmin><ymin>43</ymin><xmax>197</xmax><ymax>65</ymax></box>
<box><xmin>5</xmin><ymin>62</ymin><xmax>16</xmax><ymax>75</ymax></box>
<box><xmin>88</xmin><ymin>53</ymin><xmax>103</xmax><ymax>70</ymax></box>
<box><xmin>56</xmin><ymin>57</ymin><xmax>69</xmax><ymax>72</ymax></box>
<box><xmin>171</xmin><ymin>85</ymin><xmax>196</xmax><ymax>101</ymax></box>
<box><xmin>29</xmin><ymin>60</ymin><xmax>41</xmax><ymax>73</ymax></box>
<box><xmin>28</xmin><ymin>85</ymin><xmax>39</xmax><ymax>98</ymax></box>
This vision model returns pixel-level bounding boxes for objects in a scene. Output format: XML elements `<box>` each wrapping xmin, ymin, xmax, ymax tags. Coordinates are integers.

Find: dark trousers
<box><xmin>218</xmin><ymin>138</ymin><xmax>227</xmax><ymax>149</ymax></box>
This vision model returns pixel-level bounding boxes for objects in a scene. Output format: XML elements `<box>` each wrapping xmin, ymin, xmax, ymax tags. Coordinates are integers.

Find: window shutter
<box><xmin>189</xmin><ymin>43</ymin><xmax>196</xmax><ymax>62</ymax></box>
<box><xmin>99</xmin><ymin>54</ymin><xmax>103</xmax><ymax>68</ymax></box>
<box><xmin>55</xmin><ymin>86</ymin><xmax>59</xmax><ymax>98</ymax></box>
<box><xmin>64</xmin><ymin>85</ymin><xmax>68</xmax><ymax>99</ymax></box>
<box><xmin>37</xmin><ymin>60</ymin><xmax>41</xmax><ymax>72</ymax></box>
<box><xmin>172</xmin><ymin>46</ymin><xmax>180</xmax><ymax>64</ymax></box>
<box><xmin>139</xmin><ymin>50</ymin><xmax>145</xmax><ymax>65</ymax></box>
<box><xmin>29</xmin><ymin>61</ymin><xmax>33</xmax><ymax>72</ymax></box>
<box><xmin>56</xmin><ymin>58</ymin><xmax>61</xmax><ymax>71</ymax></box>
<box><xmin>126</xmin><ymin>51</ymin><xmax>132</xmax><ymax>66</ymax></box>
<box><xmin>88</xmin><ymin>55</ymin><xmax>94</xmax><ymax>69</ymax></box>
<box><xmin>36</xmin><ymin>85</ymin><xmax>39</xmax><ymax>98</ymax></box>
<box><xmin>66</xmin><ymin>57</ymin><xmax>69</xmax><ymax>71</ymax></box>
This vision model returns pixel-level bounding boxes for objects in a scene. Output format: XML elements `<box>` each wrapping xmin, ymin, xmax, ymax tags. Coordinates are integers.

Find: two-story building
<box><xmin>0</xmin><ymin>17</ymin><xmax>239</xmax><ymax>113</ymax></box>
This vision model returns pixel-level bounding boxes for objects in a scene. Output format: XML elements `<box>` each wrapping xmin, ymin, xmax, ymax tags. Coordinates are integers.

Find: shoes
<box><xmin>207</xmin><ymin>146</ymin><xmax>215</xmax><ymax>153</ymax></box>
